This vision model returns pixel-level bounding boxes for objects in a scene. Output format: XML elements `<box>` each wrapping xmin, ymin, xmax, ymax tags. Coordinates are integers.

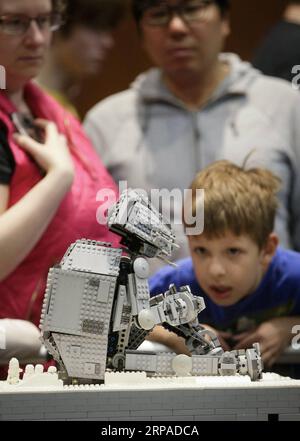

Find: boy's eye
<box><xmin>227</xmin><ymin>248</ymin><xmax>241</xmax><ymax>256</ymax></box>
<box><xmin>194</xmin><ymin>247</ymin><xmax>207</xmax><ymax>256</ymax></box>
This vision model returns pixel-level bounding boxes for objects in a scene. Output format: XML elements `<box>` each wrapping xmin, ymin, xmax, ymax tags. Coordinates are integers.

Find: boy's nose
<box><xmin>208</xmin><ymin>258</ymin><xmax>226</xmax><ymax>278</ymax></box>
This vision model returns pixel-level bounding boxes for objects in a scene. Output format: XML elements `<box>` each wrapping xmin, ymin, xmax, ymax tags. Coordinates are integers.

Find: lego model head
<box><xmin>107</xmin><ymin>189</ymin><xmax>178</xmax><ymax>259</ymax></box>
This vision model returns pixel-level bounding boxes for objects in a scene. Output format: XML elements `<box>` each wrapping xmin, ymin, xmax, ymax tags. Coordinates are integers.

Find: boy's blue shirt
<box><xmin>149</xmin><ymin>248</ymin><xmax>300</xmax><ymax>333</ymax></box>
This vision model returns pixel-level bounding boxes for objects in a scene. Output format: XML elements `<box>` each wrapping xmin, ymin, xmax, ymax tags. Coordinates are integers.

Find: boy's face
<box><xmin>188</xmin><ymin>231</ymin><xmax>276</xmax><ymax>307</ymax></box>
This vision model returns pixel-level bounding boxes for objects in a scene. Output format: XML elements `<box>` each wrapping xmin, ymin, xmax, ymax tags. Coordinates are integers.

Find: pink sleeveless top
<box><xmin>0</xmin><ymin>83</ymin><xmax>119</xmax><ymax>326</ymax></box>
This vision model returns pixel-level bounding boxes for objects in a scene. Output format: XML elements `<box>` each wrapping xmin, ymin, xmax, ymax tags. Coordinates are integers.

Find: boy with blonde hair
<box><xmin>149</xmin><ymin>161</ymin><xmax>300</xmax><ymax>367</ymax></box>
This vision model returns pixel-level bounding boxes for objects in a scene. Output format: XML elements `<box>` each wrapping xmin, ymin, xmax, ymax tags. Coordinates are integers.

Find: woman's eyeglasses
<box><xmin>0</xmin><ymin>13</ymin><xmax>64</xmax><ymax>36</ymax></box>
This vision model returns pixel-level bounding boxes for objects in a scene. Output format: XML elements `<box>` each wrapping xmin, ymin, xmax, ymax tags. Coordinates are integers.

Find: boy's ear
<box><xmin>261</xmin><ymin>233</ymin><xmax>279</xmax><ymax>269</ymax></box>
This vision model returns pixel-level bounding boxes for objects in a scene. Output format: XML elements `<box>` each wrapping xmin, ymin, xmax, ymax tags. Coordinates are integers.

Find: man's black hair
<box><xmin>131</xmin><ymin>0</ymin><xmax>230</xmax><ymax>24</ymax></box>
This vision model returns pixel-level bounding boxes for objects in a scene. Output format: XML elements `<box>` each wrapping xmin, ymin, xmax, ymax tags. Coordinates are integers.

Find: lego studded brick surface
<box><xmin>0</xmin><ymin>373</ymin><xmax>300</xmax><ymax>421</ymax></box>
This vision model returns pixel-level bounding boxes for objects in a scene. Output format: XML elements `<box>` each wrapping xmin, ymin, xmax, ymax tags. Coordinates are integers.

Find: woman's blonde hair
<box><xmin>184</xmin><ymin>160</ymin><xmax>281</xmax><ymax>249</ymax></box>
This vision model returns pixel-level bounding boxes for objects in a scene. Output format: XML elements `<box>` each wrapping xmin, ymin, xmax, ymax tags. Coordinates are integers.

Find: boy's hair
<box><xmin>131</xmin><ymin>0</ymin><xmax>230</xmax><ymax>25</ymax></box>
<box><xmin>184</xmin><ymin>160</ymin><xmax>281</xmax><ymax>249</ymax></box>
<box><xmin>58</xmin><ymin>0</ymin><xmax>125</xmax><ymax>37</ymax></box>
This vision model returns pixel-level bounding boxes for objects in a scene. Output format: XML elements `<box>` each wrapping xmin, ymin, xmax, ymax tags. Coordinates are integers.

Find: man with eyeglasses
<box><xmin>85</xmin><ymin>0</ymin><xmax>300</xmax><ymax>263</ymax></box>
<box><xmin>0</xmin><ymin>0</ymin><xmax>119</xmax><ymax>376</ymax></box>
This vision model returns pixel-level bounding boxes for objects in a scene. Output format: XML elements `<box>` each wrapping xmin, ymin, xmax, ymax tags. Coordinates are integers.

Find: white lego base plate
<box><xmin>0</xmin><ymin>372</ymin><xmax>300</xmax><ymax>421</ymax></box>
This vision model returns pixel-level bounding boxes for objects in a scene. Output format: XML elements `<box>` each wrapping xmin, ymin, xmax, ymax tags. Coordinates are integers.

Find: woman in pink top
<box><xmin>0</xmin><ymin>0</ymin><xmax>119</xmax><ymax>370</ymax></box>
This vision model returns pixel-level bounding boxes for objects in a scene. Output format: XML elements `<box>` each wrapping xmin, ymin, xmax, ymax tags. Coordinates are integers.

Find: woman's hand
<box><xmin>0</xmin><ymin>121</ymin><xmax>76</xmax><ymax>280</ymax></box>
<box><xmin>13</xmin><ymin>119</ymin><xmax>74</xmax><ymax>183</ymax></box>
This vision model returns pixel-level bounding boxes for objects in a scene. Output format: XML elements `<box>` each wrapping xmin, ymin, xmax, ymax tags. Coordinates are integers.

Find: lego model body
<box><xmin>40</xmin><ymin>190</ymin><xmax>262</xmax><ymax>382</ymax></box>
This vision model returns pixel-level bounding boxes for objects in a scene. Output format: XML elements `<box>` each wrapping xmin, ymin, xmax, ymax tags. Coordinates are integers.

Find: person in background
<box><xmin>0</xmin><ymin>0</ymin><xmax>118</xmax><ymax>375</ymax></box>
<box><xmin>84</xmin><ymin>0</ymin><xmax>300</xmax><ymax>264</ymax></box>
<box><xmin>38</xmin><ymin>0</ymin><xmax>125</xmax><ymax>118</ymax></box>
<box><xmin>253</xmin><ymin>0</ymin><xmax>300</xmax><ymax>83</ymax></box>
<box><xmin>148</xmin><ymin>161</ymin><xmax>300</xmax><ymax>370</ymax></box>
<box><xmin>0</xmin><ymin>319</ymin><xmax>46</xmax><ymax>365</ymax></box>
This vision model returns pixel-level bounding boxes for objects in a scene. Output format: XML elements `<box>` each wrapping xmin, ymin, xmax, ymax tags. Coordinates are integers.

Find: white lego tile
<box><xmin>258</xmin><ymin>407</ymin><xmax>299</xmax><ymax>414</ymax></box>
<box><xmin>174</xmin><ymin>409</ymin><xmax>215</xmax><ymax>416</ymax></box>
<box><xmin>279</xmin><ymin>414</ymin><xmax>300</xmax><ymax>421</ymax></box>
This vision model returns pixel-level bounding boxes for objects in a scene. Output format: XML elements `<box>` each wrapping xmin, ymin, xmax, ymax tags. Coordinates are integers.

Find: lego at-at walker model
<box><xmin>40</xmin><ymin>190</ymin><xmax>263</xmax><ymax>383</ymax></box>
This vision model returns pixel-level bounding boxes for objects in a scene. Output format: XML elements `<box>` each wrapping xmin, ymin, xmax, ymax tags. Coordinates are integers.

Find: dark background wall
<box><xmin>75</xmin><ymin>0</ymin><xmax>288</xmax><ymax>117</ymax></box>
